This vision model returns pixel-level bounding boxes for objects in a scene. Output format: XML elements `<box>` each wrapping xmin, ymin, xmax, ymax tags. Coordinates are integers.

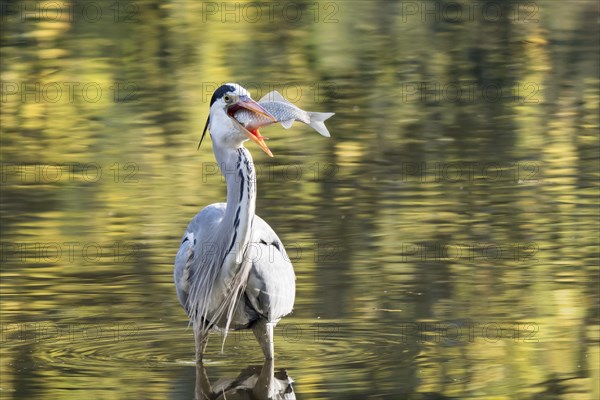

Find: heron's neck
<box><xmin>215</xmin><ymin>145</ymin><xmax>256</xmax><ymax>263</ymax></box>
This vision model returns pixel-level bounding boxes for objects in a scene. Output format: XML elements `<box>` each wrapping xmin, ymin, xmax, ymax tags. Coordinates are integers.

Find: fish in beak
<box><xmin>227</xmin><ymin>96</ymin><xmax>276</xmax><ymax>157</ymax></box>
<box><xmin>198</xmin><ymin>96</ymin><xmax>276</xmax><ymax>157</ymax></box>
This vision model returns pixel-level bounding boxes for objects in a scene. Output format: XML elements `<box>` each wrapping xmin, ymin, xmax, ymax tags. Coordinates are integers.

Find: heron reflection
<box><xmin>195</xmin><ymin>359</ymin><xmax>295</xmax><ymax>400</ymax></box>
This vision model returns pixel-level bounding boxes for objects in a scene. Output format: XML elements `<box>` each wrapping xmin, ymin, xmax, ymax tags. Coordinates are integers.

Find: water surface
<box><xmin>1</xmin><ymin>1</ymin><xmax>599</xmax><ymax>399</ymax></box>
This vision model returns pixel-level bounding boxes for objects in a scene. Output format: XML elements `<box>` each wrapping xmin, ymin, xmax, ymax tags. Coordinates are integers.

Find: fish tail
<box><xmin>307</xmin><ymin>112</ymin><xmax>335</xmax><ymax>137</ymax></box>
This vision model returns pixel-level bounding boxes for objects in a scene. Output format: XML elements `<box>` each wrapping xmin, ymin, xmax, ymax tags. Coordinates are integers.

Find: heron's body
<box><xmin>174</xmin><ymin>84</ymin><xmax>296</xmax><ymax>361</ymax></box>
<box><xmin>175</xmin><ymin>203</ymin><xmax>295</xmax><ymax>329</ymax></box>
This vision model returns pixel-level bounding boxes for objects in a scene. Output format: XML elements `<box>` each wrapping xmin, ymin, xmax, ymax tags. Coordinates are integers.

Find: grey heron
<box><xmin>174</xmin><ymin>83</ymin><xmax>296</xmax><ymax>362</ymax></box>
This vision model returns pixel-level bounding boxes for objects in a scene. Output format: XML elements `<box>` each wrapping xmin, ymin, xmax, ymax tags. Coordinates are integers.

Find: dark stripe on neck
<box><xmin>224</xmin><ymin>148</ymin><xmax>252</xmax><ymax>262</ymax></box>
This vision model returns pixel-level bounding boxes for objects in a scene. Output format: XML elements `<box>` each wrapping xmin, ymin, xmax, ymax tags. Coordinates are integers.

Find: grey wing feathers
<box><xmin>174</xmin><ymin>231</ymin><xmax>194</xmax><ymax>313</ymax></box>
<box><xmin>245</xmin><ymin>216</ymin><xmax>296</xmax><ymax>323</ymax></box>
<box><xmin>173</xmin><ymin>203</ymin><xmax>227</xmax><ymax>318</ymax></box>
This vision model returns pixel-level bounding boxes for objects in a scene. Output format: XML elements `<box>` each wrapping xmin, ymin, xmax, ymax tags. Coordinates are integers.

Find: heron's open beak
<box><xmin>228</xmin><ymin>96</ymin><xmax>276</xmax><ymax>157</ymax></box>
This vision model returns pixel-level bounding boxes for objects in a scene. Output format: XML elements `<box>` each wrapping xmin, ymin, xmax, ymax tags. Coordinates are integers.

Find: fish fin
<box><xmin>259</xmin><ymin>90</ymin><xmax>287</xmax><ymax>103</ymax></box>
<box><xmin>280</xmin><ymin>119</ymin><xmax>294</xmax><ymax>129</ymax></box>
<box><xmin>307</xmin><ymin>112</ymin><xmax>335</xmax><ymax>137</ymax></box>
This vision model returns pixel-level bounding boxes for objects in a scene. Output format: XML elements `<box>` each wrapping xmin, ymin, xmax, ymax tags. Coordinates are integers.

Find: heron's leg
<box><xmin>195</xmin><ymin>361</ymin><xmax>213</xmax><ymax>400</ymax></box>
<box><xmin>252</xmin><ymin>357</ymin><xmax>275</xmax><ymax>399</ymax></box>
<box><xmin>252</xmin><ymin>319</ymin><xmax>274</xmax><ymax>360</ymax></box>
<box><xmin>194</xmin><ymin>327</ymin><xmax>209</xmax><ymax>364</ymax></box>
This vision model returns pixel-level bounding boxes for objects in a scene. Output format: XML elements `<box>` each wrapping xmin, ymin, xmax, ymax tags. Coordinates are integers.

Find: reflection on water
<box><xmin>195</xmin><ymin>360</ymin><xmax>295</xmax><ymax>400</ymax></box>
<box><xmin>1</xmin><ymin>0</ymin><xmax>599</xmax><ymax>399</ymax></box>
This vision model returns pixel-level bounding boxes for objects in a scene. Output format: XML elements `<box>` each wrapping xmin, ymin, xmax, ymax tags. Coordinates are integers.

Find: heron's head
<box><xmin>199</xmin><ymin>83</ymin><xmax>275</xmax><ymax>157</ymax></box>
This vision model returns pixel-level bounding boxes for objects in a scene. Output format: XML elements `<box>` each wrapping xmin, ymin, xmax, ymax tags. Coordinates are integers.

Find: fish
<box><xmin>233</xmin><ymin>90</ymin><xmax>334</xmax><ymax>137</ymax></box>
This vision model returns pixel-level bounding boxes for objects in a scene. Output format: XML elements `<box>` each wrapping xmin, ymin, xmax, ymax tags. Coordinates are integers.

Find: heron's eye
<box><xmin>223</xmin><ymin>95</ymin><xmax>232</xmax><ymax>103</ymax></box>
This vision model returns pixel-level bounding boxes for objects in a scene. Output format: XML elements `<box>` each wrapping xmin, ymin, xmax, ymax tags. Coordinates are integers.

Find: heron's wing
<box><xmin>245</xmin><ymin>216</ymin><xmax>296</xmax><ymax>323</ymax></box>
<box><xmin>174</xmin><ymin>230</ymin><xmax>194</xmax><ymax>314</ymax></box>
<box><xmin>174</xmin><ymin>204</ymin><xmax>227</xmax><ymax>321</ymax></box>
